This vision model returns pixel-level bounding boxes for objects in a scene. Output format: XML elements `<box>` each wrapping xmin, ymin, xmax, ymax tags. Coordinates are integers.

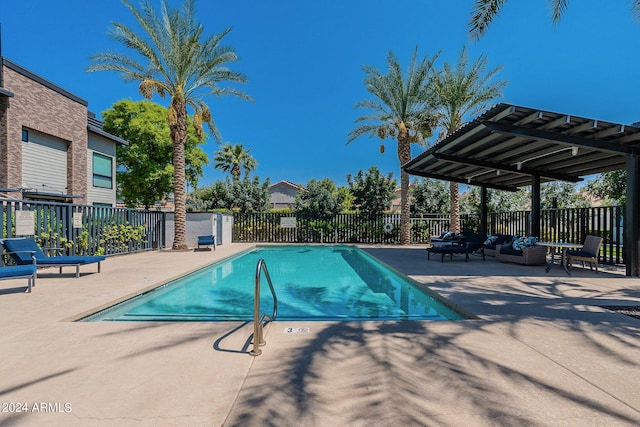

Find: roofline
<box><xmin>88</xmin><ymin>124</ymin><xmax>129</xmax><ymax>146</ymax></box>
<box><xmin>269</xmin><ymin>180</ymin><xmax>302</xmax><ymax>189</ymax></box>
<box><xmin>2</xmin><ymin>57</ymin><xmax>88</xmax><ymax>106</ymax></box>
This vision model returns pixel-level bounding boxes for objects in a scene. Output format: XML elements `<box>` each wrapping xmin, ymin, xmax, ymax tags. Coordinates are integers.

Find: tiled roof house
<box><xmin>0</xmin><ymin>56</ymin><xmax>127</xmax><ymax>206</ymax></box>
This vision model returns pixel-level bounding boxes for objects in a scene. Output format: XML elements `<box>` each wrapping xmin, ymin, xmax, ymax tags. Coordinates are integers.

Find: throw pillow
<box><xmin>512</xmin><ymin>236</ymin><xmax>526</xmax><ymax>250</ymax></box>
<box><xmin>484</xmin><ymin>233</ymin><xmax>498</xmax><ymax>245</ymax></box>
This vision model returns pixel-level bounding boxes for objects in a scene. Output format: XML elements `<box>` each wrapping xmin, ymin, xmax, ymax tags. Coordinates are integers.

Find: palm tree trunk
<box><xmin>449</xmin><ymin>181</ymin><xmax>460</xmax><ymax>233</ymax></box>
<box><xmin>398</xmin><ymin>136</ymin><xmax>411</xmax><ymax>245</ymax></box>
<box><xmin>170</xmin><ymin>98</ymin><xmax>189</xmax><ymax>251</ymax></box>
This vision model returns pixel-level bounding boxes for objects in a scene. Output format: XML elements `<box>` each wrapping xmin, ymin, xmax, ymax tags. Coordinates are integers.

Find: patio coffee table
<box><xmin>537</xmin><ymin>241</ymin><xmax>584</xmax><ymax>275</ymax></box>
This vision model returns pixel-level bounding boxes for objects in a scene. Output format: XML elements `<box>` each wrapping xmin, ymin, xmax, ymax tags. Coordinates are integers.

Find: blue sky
<box><xmin>2</xmin><ymin>0</ymin><xmax>639</xmax><ymax>188</ymax></box>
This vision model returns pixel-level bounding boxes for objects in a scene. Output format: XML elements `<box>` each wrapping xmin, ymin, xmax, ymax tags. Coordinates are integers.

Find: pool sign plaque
<box><xmin>280</xmin><ymin>217</ymin><xmax>297</xmax><ymax>228</ymax></box>
<box><xmin>15</xmin><ymin>210</ymin><xmax>35</xmax><ymax>236</ymax></box>
<box><xmin>73</xmin><ymin>212</ymin><xmax>83</xmax><ymax>228</ymax></box>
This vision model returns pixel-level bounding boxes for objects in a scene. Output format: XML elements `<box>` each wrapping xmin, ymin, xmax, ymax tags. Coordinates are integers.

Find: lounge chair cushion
<box><xmin>566</xmin><ymin>249</ymin><xmax>595</xmax><ymax>257</ymax></box>
<box><xmin>0</xmin><ymin>264</ymin><xmax>37</xmax><ymax>279</ymax></box>
<box><xmin>28</xmin><ymin>255</ymin><xmax>106</xmax><ymax>265</ymax></box>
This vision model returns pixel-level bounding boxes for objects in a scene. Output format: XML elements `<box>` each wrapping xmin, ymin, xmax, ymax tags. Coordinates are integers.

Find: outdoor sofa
<box><xmin>1</xmin><ymin>237</ymin><xmax>105</xmax><ymax>278</ymax></box>
<box><xmin>483</xmin><ymin>234</ymin><xmax>514</xmax><ymax>257</ymax></box>
<box><xmin>495</xmin><ymin>240</ymin><xmax>547</xmax><ymax>266</ymax></box>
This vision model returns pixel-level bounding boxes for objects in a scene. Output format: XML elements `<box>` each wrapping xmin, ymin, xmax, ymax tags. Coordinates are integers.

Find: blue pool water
<box><xmin>83</xmin><ymin>245</ymin><xmax>466</xmax><ymax>322</ymax></box>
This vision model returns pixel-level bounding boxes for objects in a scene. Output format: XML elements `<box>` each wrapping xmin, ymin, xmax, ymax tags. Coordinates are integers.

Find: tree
<box><xmin>102</xmin><ymin>100</ymin><xmax>207</xmax><ymax>208</ymax></box>
<box><xmin>347</xmin><ymin>166</ymin><xmax>396</xmax><ymax>219</ymax></box>
<box><xmin>540</xmin><ymin>182</ymin><xmax>590</xmax><ymax>209</ymax></box>
<box><xmin>469</xmin><ymin>0</ymin><xmax>640</xmax><ymax>39</ymax></box>
<box><xmin>88</xmin><ymin>0</ymin><xmax>250</xmax><ymax>250</ymax></box>
<box><xmin>337</xmin><ymin>186</ymin><xmax>355</xmax><ymax>212</ymax></box>
<box><xmin>188</xmin><ymin>181</ymin><xmax>230</xmax><ymax>211</ymax></box>
<box><xmin>214</xmin><ymin>143</ymin><xmax>257</xmax><ymax>179</ymax></box>
<box><xmin>587</xmin><ymin>170</ymin><xmax>626</xmax><ymax>205</ymax></box>
<box><xmin>348</xmin><ymin>48</ymin><xmax>438</xmax><ymax>244</ymax></box>
<box><xmin>188</xmin><ymin>176</ymin><xmax>270</xmax><ymax>212</ymax></box>
<box><xmin>410</xmin><ymin>178</ymin><xmax>450</xmax><ymax>215</ymax></box>
<box><xmin>228</xmin><ymin>176</ymin><xmax>271</xmax><ymax>212</ymax></box>
<box><xmin>294</xmin><ymin>178</ymin><xmax>346</xmax><ymax>218</ymax></box>
<box><xmin>461</xmin><ymin>187</ymin><xmax>529</xmax><ymax>214</ymax></box>
<box><xmin>432</xmin><ymin>46</ymin><xmax>505</xmax><ymax>233</ymax></box>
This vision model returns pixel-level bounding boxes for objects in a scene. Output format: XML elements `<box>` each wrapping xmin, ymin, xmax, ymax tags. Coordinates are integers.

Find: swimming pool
<box><xmin>83</xmin><ymin>245</ymin><xmax>466</xmax><ymax>322</ymax></box>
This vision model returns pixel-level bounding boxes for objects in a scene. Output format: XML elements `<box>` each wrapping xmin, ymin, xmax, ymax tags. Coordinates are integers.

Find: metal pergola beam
<box><xmin>483</xmin><ymin>121</ymin><xmax>639</xmax><ymax>155</ymax></box>
<box><xmin>404</xmin><ymin>169</ymin><xmax>518</xmax><ymax>192</ymax></box>
<box><xmin>432</xmin><ymin>153</ymin><xmax>582</xmax><ymax>183</ymax></box>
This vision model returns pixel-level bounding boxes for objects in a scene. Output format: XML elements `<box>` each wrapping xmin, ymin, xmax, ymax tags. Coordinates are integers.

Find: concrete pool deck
<box><xmin>0</xmin><ymin>243</ymin><xmax>638</xmax><ymax>426</ymax></box>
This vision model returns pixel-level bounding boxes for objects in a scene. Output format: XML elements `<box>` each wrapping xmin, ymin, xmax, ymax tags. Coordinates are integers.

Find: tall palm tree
<box><xmin>214</xmin><ymin>143</ymin><xmax>257</xmax><ymax>179</ymax></box>
<box><xmin>432</xmin><ymin>46</ymin><xmax>506</xmax><ymax>233</ymax></box>
<box><xmin>348</xmin><ymin>48</ymin><xmax>439</xmax><ymax>244</ymax></box>
<box><xmin>469</xmin><ymin>0</ymin><xmax>640</xmax><ymax>39</ymax></box>
<box><xmin>88</xmin><ymin>0</ymin><xmax>250</xmax><ymax>250</ymax></box>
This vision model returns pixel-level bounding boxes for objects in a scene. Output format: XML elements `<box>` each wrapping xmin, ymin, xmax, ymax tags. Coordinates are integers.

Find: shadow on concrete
<box><xmin>224</xmin><ymin>246</ymin><xmax>640</xmax><ymax>425</ymax></box>
<box><xmin>226</xmin><ymin>316</ymin><xmax>640</xmax><ymax>426</ymax></box>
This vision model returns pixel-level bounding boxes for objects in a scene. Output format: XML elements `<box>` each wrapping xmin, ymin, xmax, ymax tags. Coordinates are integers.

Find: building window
<box><xmin>92</xmin><ymin>153</ymin><xmax>113</xmax><ymax>189</ymax></box>
<box><xmin>22</xmin><ymin>129</ymin><xmax>29</xmax><ymax>142</ymax></box>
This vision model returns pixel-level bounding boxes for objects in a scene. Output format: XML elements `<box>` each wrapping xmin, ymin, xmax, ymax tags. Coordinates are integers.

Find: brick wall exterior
<box><xmin>0</xmin><ymin>96</ymin><xmax>8</xmax><ymax>185</ymax></box>
<box><xmin>0</xmin><ymin>64</ymin><xmax>88</xmax><ymax>197</ymax></box>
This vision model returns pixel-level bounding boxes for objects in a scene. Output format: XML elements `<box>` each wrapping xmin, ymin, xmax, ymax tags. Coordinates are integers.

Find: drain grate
<box><xmin>598</xmin><ymin>306</ymin><xmax>640</xmax><ymax>320</ymax></box>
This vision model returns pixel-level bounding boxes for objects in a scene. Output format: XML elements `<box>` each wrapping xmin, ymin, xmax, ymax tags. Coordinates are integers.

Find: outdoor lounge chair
<box><xmin>0</xmin><ymin>252</ymin><xmax>37</xmax><ymax>293</ymax></box>
<box><xmin>427</xmin><ymin>233</ymin><xmax>486</xmax><ymax>262</ymax></box>
<box><xmin>566</xmin><ymin>235</ymin><xmax>603</xmax><ymax>272</ymax></box>
<box><xmin>1</xmin><ymin>237</ymin><xmax>105</xmax><ymax>278</ymax></box>
<box><xmin>197</xmin><ymin>235</ymin><xmax>216</xmax><ymax>251</ymax></box>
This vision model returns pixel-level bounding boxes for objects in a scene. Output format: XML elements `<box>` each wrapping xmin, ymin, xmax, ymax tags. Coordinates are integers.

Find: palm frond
<box><xmin>432</xmin><ymin>45</ymin><xmax>505</xmax><ymax>135</ymax></box>
<box><xmin>468</xmin><ymin>0</ymin><xmax>508</xmax><ymax>40</ymax></box>
<box><xmin>549</xmin><ymin>0</ymin><xmax>568</xmax><ymax>23</ymax></box>
<box><xmin>89</xmin><ymin>0</ymin><xmax>250</xmax><ymax>145</ymax></box>
<box><xmin>348</xmin><ymin>47</ymin><xmax>438</xmax><ymax>148</ymax></box>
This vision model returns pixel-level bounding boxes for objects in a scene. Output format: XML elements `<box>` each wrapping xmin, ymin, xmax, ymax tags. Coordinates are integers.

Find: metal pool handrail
<box><xmin>250</xmin><ymin>258</ymin><xmax>278</xmax><ymax>356</ymax></box>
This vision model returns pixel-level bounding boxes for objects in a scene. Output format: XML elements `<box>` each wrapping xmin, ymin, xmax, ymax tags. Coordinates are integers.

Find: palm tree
<box><xmin>214</xmin><ymin>143</ymin><xmax>257</xmax><ymax>179</ymax></box>
<box><xmin>348</xmin><ymin>48</ymin><xmax>439</xmax><ymax>244</ymax></box>
<box><xmin>432</xmin><ymin>46</ymin><xmax>506</xmax><ymax>233</ymax></box>
<box><xmin>469</xmin><ymin>0</ymin><xmax>640</xmax><ymax>39</ymax></box>
<box><xmin>88</xmin><ymin>0</ymin><xmax>250</xmax><ymax>250</ymax></box>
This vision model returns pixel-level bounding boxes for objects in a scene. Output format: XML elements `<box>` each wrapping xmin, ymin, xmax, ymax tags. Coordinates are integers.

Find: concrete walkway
<box><xmin>0</xmin><ymin>244</ymin><xmax>638</xmax><ymax>426</ymax></box>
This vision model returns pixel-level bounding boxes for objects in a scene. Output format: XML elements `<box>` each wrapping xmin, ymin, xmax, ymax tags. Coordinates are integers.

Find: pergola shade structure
<box><xmin>403</xmin><ymin>103</ymin><xmax>640</xmax><ymax>276</ymax></box>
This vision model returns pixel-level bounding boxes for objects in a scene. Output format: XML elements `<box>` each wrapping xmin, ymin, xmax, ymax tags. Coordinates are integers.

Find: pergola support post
<box><xmin>530</xmin><ymin>175</ymin><xmax>541</xmax><ymax>238</ymax></box>
<box><xmin>480</xmin><ymin>186</ymin><xmax>488</xmax><ymax>235</ymax></box>
<box><xmin>625</xmin><ymin>155</ymin><xmax>640</xmax><ymax>276</ymax></box>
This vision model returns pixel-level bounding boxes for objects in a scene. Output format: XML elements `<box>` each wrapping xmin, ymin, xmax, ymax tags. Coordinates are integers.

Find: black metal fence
<box><xmin>233</xmin><ymin>212</ymin><xmax>402</xmax><ymax>243</ymax></box>
<box><xmin>233</xmin><ymin>212</ymin><xmax>480</xmax><ymax>244</ymax></box>
<box><xmin>233</xmin><ymin>206</ymin><xmax>624</xmax><ymax>265</ymax></box>
<box><xmin>490</xmin><ymin>206</ymin><xmax>624</xmax><ymax>265</ymax></box>
<box><xmin>0</xmin><ymin>198</ymin><xmax>166</xmax><ymax>256</ymax></box>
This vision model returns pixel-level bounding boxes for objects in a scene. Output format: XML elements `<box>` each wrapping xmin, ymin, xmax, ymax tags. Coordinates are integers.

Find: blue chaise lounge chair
<box><xmin>1</xmin><ymin>237</ymin><xmax>105</xmax><ymax>278</ymax></box>
<box><xmin>197</xmin><ymin>235</ymin><xmax>216</xmax><ymax>251</ymax></box>
<box><xmin>0</xmin><ymin>255</ymin><xmax>37</xmax><ymax>293</ymax></box>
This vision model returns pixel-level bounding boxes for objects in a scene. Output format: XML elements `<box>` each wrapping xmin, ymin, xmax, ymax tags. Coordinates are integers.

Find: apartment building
<box><xmin>0</xmin><ymin>57</ymin><xmax>126</xmax><ymax>206</ymax></box>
